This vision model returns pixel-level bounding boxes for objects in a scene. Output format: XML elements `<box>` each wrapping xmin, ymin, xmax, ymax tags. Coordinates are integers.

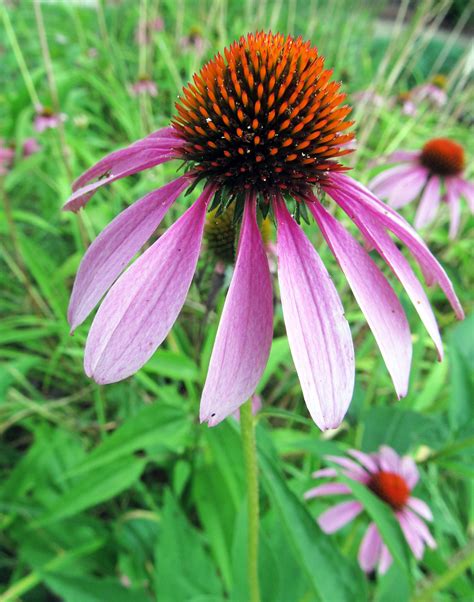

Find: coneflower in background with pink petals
<box><xmin>305</xmin><ymin>445</ymin><xmax>436</xmax><ymax>574</ymax></box>
<box><xmin>370</xmin><ymin>138</ymin><xmax>473</xmax><ymax>238</ymax></box>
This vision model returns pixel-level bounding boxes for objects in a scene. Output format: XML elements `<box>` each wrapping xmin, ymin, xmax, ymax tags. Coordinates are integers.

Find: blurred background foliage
<box><xmin>0</xmin><ymin>0</ymin><xmax>473</xmax><ymax>600</ymax></box>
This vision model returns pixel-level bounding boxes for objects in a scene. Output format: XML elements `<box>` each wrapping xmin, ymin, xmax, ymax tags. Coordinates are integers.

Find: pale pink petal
<box><xmin>370</xmin><ymin>165</ymin><xmax>415</xmax><ymax>194</ymax></box>
<box><xmin>397</xmin><ymin>511</ymin><xmax>424</xmax><ymax>558</ymax></box>
<box><xmin>383</xmin><ymin>150</ymin><xmax>421</xmax><ymax>163</ymax></box>
<box><xmin>304</xmin><ymin>483</ymin><xmax>351</xmax><ymax>499</ymax></box>
<box><xmin>386</xmin><ymin>167</ymin><xmax>430</xmax><ymax>210</ymax></box>
<box><xmin>325</xmin><ymin>455</ymin><xmax>368</xmax><ymax>480</ymax></box>
<box><xmin>325</xmin><ymin>172</ymin><xmax>464</xmax><ymax>320</ymax></box>
<box><xmin>338</xmin><ymin>206</ymin><xmax>442</xmax><ymax>359</ymax></box>
<box><xmin>370</xmin><ymin>165</ymin><xmax>428</xmax><ymax>209</ymax></box>
<box><xmin>348</xmin><ymin>449</ymin><xmax>378</xmax><ymax>473</ymax></box>
<box><xmin>72</xmin><ymin>126</ymin><xmax>179</xmax><ymax>190</ymax></box>
<box><xmin>309</xmin><ymin>199</ymin><xmax>412</xmax><ymax>397</ymax></box>
<box><xmin>403</xmin><ymin>509</ymin><xmax>436</xmax><ymax>549</ymax></box>
<box><xmin>378</xmin><ymin>445</ymin><xmax>401</xmax><ymax>473</ymax></box>
<box><xmin>408</xmin><ymin>497</ymin><xmax>433</xmax><ymax>521</ymax></box>
<box><xmin>414</xmin><ymin>176</ymin><xmax>441</xmax><ymax>230</ymax></box>
<box><xmin>445</xmin><ymin>178</ymin><xmax>461</xmax><ymax>239</ymax></box>
<box><xmin>378</xmin><ymin>544</ymin><xmax>393</xmax><ymax>574</ymax></box>
<box><xmin>64</xmin><ymin>149</ymin><xmax>178</xmax><ymax>212</ymax></box>
<box><xmin>456</xmin><ymin>178</ymin><xmax>474</xmax><ymax>212</ymax></box>
<box><xmin>200</xmin><ymin>194</ymin><xmax>273</xmax><ymax>426</ymax></box>
<box><xmin>84</xmin><ymin>186</ymin><xmax>214</xmax><ymax>384</ymax></box>
<box><xmin>312</xmin><ymin>468</ymin><xmax>338</xmax><ymax>479</ymax></box>
<box><xmin>400</xmin><ymin>455</ymin><xmax>419</xmax><ymax>489</ymax></box>
<box><xmin>358</xmin><ymin>523</ymin><xmax>382</xmax><ymax>573</ymax></box>
<box><xmin>274</xmin><ymin>200</ymin><xmax>355</xmax><ymax>430</ymax></box>
<box><xmin>68</xmin><ymin>176</ymin><xmax>190</xmax><ymax>331</ymax></box>
<box><xmin>318</xmin><ymin>501</ymin><xmax>363</xmax><ymax>533</ymax></box>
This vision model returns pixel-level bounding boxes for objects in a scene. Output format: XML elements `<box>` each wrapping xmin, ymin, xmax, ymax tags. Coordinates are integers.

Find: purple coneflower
<box><xmin>34</xmin><ymin>105</ymin><xmax>66</xmax><ymax>133</ymax></box>
<box><xmin>22</xmin><ymin>137</ymin><xmax>41</xmax><ymax>157</ymax></box>
<box><xmin>64</xmin><ymin>33</ymin><xmax>462</xmax><ymax>430</ymax></box>
<box><xmin>129</xmin><ymin>76</ymin><xmax>158</xmax><ymax>97</ymax></box>
<box><xmin>371</xmin><ymin>138</ymin><xmax>473</xmax><ymax>238</ymax></box>
<box><xmin>306</xmin><ymin>446</ymin><xmax>435</xmax><ymax>574</ymax></box>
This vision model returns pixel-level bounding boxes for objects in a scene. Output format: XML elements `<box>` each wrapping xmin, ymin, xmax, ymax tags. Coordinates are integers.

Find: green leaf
<box><xmin>44</xmin><ymin>574</ymin><xmax>150</xmax><ymax>602</ymax></box>
<box><xmin>36</xmin><ymin>458</ymin><xmax>146</xmax><ymax>525</ymax></box>
<box><xmin>66</xmin><ymin>402</ymin><xmax>192</xmax><ymax>477</ymax></box>
<box><xmin>154</xmin><ymin>491</ymin><xmax>224</xmax><ymax>600</ymax></box>
<box><xmin>144</xmin><ymin>349</ymin><xmax>200</xmax><ymax>382</ymax></box>
<box><xmin>361</xmin><ymin>407</ymin><xmax>449</xmax><ymax>453</ymax></box>
<box><xmin>259</xmin><ymin>450</ymin><xmax>366</xmax><ymax>601</ymax></box>
<box><xmin>448</xmin><ymin>315</ymin><xmax>474</xmax><ymax>432</ymax></box>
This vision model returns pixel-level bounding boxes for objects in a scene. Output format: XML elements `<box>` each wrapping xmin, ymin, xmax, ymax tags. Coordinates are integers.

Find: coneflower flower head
<box><xmin>173</xmin><ymin>32</ymin><xmax>353</xmax><ymax>207</ymax></box>
<box><xmin>306</xmin><ymin>446</ymin><xmax>436</xmax><ymax>574</ymax></box>
<box><xmin>64</xmin><ymin>33</ymin><xmax>463</xmax><ymax>431</ymax></box>
<box><xmin>371</xmin><ymin>137</ymin><xmax>472</xmax><ymax>238</ymax></box>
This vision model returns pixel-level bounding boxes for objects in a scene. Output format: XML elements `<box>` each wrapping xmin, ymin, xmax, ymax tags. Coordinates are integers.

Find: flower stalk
<box><xmin>240</xmin><ymin>398</ymin><xmax>260</xmax><ymax>602</ymax></box>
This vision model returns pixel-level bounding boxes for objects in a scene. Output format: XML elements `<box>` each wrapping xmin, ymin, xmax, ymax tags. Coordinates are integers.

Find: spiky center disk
<box><xmin>420</xmin><ymin>138</ymin><xmax>465</xmax><ymax>176</ymax></box>
<box><xmin>368</xmin><ymin>471</ymin><xmax>410</xmax><ymax>511</ymax></box>
<box><xmin>172</xmin><ymin>32</ymin><xmax>354</xmax><ymax>201</ymax></box>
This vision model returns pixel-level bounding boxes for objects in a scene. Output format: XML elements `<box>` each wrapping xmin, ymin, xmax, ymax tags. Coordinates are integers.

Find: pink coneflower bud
<box><xmin>371</xmin><ymin>138</ymin><xmax>472</xmax><ymax>238</ymax></box>
<box><xmin>305</xmin><ymin>446</ymin><xmax>436</xmax><ymax>574</ymax></box>
<box><xmin>22</xmin><ymin>137</ymin><xmax>41</xmax><ymax>157</ymax></box>
<box><xmin>129</xmin><ymin>77</ymin><xmax>158</xmax><ymax>97</ymax></box>
<box><xmin>64</xmin><ymin>32</ymin><xmax>463</xmax><ymax>430</ymax></box>
<box><xmin>34</xmin><ymin>106</ymin><xmax>66</xmax><ymax>133</ymax></box>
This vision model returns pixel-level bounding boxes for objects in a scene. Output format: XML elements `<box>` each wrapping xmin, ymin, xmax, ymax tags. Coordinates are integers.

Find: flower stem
<box><xmin>240</xmin><ymin>398</ymin><xmax>260</xmax><ymax>602</ymax></box>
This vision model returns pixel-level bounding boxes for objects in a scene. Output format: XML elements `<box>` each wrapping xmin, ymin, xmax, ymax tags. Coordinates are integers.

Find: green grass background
<box><xmin>0</xmin><ymin>1</ymin><xmax>473</xmax><ymax>600</ymax></box>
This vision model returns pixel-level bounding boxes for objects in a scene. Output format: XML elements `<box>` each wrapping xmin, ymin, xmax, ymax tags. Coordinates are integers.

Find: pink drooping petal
<box><xmin>456</xmin><ymin>178</ymin><xmax>474</xmax><ymax>212</ymax></box>
<box><xmin>308</xmin><ymin>199</ymin><xmax>412</xmax><ymax>397</ymax></box>
<box><xmin>318</xmin><ymin>501</ymin><xmax>363</xmax><ymax>533</ymax></box>
<box><xmin>312</xmin><ymin>468</ymin><xmax>338</xmax><ymax>479</ymax></box>
<box><xmin>84</xmin><ymin>186</ymin><xmax>214</xmax><ymax>384</ymax></box>
<box><xmin>386</xmin><ymin>168</ymin><xmax>430</xmax><ymax>210</ymax></box>
<box><xmin>68</xmin><ymin>176</ymin><xmax>190</xmax><ymax>331</ymax></box>
<box><xmin>304</xmin><ymin>483</ymin><xmax>351</xmax><ymax>499</ymax></box>
<box><xmin>414</xmin><ymin>176</ymin><xmax>441</xmax><ymax>230</ymax></box>
<box><xmin>370</xmin><ymin>165</ymin><xmax>428</xmax><ymax>209</ymax></box>
<box><xmin>72</xmin><ymin>126</ymin><xmax>179</xmax><ymax>190</ymax></box>
<box><xmin>337</xmin><ymin>204</ymin><xmax>442</xmax><ymax>359</ymax></box>
<box><xmin>347</xmin><ymin>449</ymin><xmax>378</xmax><ymax>473</ymax></box>
<box><xmin>325</xmin><ymin>455</ymin><xmax>369</xmax><ymax>481</ymax></box>
<box><xmin>200</xmin><ymin>194</ymin><xmax>273</xmax><ymax>426</ymax></box>
<box><xmin>325</xmin><ymin>172</ymin><xmax>464</xmax><ymax>320</ymax></box>
<box><xmin>274</xmin><ymin>200</ymin><xmax>355</xmax><ymax>431</ymax></box>
<box><xmin>408</xmin><ymin>497</ymin><xmax>433</xmax><ymax>521</ymax></box>
<box><xmin>403</xmin><ymin>509</ymin><xmax>436</xmax><ymax>549</ymax></box>
<box><xmin>358</xmin><ymin>523</ymin><xmax>383</xmax><ymax>573</ymax></box>
<box><xmin>382</xmin><ymin>150</ymin><xmax>421</xmax><ymax>164</ymax></box>
<box><xmin>397</xmin><ymin>511</ymin><xmax>424</xmax><ymax>558</ymax></box>
<box><xmin>378</xmin><ymin>445</ymin><xmax>401</xmax><ymax>473</ymax></box>
<box><xmin>378</xmin><ymin>544</ymin><xmax>393</xmax><ymax>574</ymax></box>
<box><xmin>370</xmin><ymin>164</ymin><xmax>417</xmax><ymax>193</ymax></box>
<box><xmin>445</xmin><ymin>177</ymin><xmax>461</xmax><ymax>239</ymax></box>
<box><xmin>64</xmin><ymin>128</ymin><xmax>184</xmax><ymax>212</ymax></box>
<box><xmin>400</xmin><ymin>455</ymin><xmax>419</xmax><ymax>489</ymax></box>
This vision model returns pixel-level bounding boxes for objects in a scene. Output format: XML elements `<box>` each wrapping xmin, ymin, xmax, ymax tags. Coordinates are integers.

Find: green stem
<box><xmin>240</xmin><ymin>398</ymin><xmax>261</xmax><ymax>602</ymax></box>
<box><xmin>411</xmin><ymin>541</ymin><xmax>474</xmax><ymax>602</ymax></box>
